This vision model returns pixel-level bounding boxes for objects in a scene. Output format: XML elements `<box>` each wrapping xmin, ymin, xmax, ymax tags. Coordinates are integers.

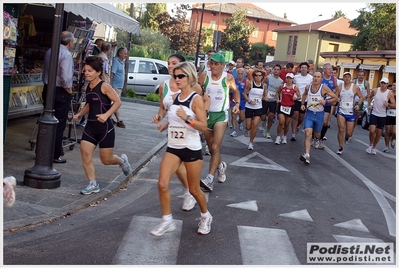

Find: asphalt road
<box><xmin>3</xmin><ymin>119</ymin><xmax>396</xmax><ymax>265</ymax></box>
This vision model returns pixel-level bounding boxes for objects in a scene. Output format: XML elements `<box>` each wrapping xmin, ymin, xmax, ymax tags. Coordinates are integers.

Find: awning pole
<box><xmin>123</xmin><ymin>3</ymin><xmax>135</xmax><ymax>97</ymax></box>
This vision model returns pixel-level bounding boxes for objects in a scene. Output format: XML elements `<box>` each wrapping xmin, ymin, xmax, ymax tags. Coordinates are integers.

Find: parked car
<box><xmin>360</xmin><ymin>99</ymin><xmax>370</xmax><ymax>129</ymax></box>
<box><xmin>127</xmin><ymin>57</ymin><xmax>170</xmax><ymax>95</ymax></box>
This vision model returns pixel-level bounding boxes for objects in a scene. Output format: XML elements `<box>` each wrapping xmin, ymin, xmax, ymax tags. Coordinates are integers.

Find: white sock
<box><xmin>201</xmin><ymin>211</ymin><xmax>211</xmax><ymax>218</ymax></box>
<box><xmin>162</xmin><ymin>214</ymin><xmax>173</xmax><ymax>222</ymax></box>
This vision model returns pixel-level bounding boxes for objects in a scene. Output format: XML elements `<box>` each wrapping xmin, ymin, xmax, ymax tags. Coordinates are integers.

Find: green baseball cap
<box><xmin>210</xmin><ymin>53</ymin><xmax>225</xmax><ymax>63</ymax></box>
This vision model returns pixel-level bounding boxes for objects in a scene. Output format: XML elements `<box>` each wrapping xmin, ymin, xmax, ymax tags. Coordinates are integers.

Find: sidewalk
<box><xmin>3</xmin><ymin>99</ymin><xmax>167</xmax><ymax>231</ymax></box>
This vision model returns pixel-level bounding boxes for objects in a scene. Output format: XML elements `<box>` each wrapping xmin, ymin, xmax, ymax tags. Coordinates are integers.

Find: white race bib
<box><xmin>280</xmin><ymin>105</ymin><xmax>292</xmax><ymax>115</ymax></box>
<box><xmin>267</xmin><ymin>91</ymin><xmax>275</xmax><ymax>99</ymax></box>
<box><xmin>387</xmin><ymin>109</ymin><xmax>396</xmax><ymax>116</ymax></box>
<box><xmin>341</xmin><ymin>100</ymin><xmax>353</xmax><ymax>108</ymax></box>
<box><xmin>253</xmin><ymin>96</ymin><xmax>261</xmax><ymax>104</ymax></box>
<box><xmin>309</xmin><ymin>96</ymin><xmax>320</xmax><ymax>106</ymax></box>
<box><xmin>168</xmin><ymin>125</ymin><xmax>187</xmax><ymax>145</ymax></box>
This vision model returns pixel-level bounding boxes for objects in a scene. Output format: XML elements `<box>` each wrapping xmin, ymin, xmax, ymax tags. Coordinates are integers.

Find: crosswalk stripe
<box><xmin>237</xmin><ymin>225</ymin><xmax>300</xmax><ymax>265</ymax></box>
<box><xmin>112</xmin><ymin>216</ymin><xmax>182</xmax><ymax>265</ymax></box>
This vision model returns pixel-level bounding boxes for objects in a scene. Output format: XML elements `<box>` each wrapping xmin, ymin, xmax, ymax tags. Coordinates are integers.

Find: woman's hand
<box><xmin>152</xmin><ymin>114</ymin><xmax>162</xmax><ymax>123</ymax></box>
<box><xmin>157</xmin><ymin>123</ymin><xmax>168</xmax><ymax>132</ymax></box>
<box><xmin>96</xmin><ymin>113</ymin><xmax>108</xmax><ymax>123</ymax></box>
<box><xmin>176</xmin><ymin>105</ymin><xmax>188</xmax><ymax>121</ymax></box>
<box><xmin>73</xmin><ymin>113</ymin><xmax>81</xmax><ymax>122</ymax></box>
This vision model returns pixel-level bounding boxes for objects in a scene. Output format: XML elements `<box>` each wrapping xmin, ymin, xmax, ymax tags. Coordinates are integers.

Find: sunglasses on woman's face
<box><xmin>254</xmin><ymin>74</ymin><xmax>263</xmax><ymax>77</ymax></box>
<box><xmin>173</xmin><ymin>74</ymin><xmax>188</xmax><ymax>80</ymax></box>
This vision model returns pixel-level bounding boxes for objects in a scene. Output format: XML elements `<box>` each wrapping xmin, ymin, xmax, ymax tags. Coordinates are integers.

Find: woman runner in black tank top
<box><xmin>73</xmin><ymin>56</ymin><xmax>131</xmax><ymax>195</ymax></box>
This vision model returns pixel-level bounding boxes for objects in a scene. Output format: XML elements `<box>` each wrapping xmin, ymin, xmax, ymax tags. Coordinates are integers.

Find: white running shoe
<box><xmin>382</xmin><ymin>147</ymin><xmax>389</xmax><ymax>153</ymax></box>
<box><xmin>197</xmin><ymin>214</ymin><xmax>213</xmax><ymax>235</ymax></box>
<box><xmin>314</xmin><ymin>139</ymin><xmax>321</xmax><ymax>149</ymax></box>
<box><xmin>300</xmin><ymin>153</ymin><xmax>310</xmax><ymax>164</ymax></box>
<box><xmin>217</xmin><ymin>162</ymin><xmax>227</xmax><ymax>183</ymax></box>
<box><xmin>371</xmin><ymin>148</ymin><xmax>377</xmax><ymax>155</ymax></box>
<box><xmin>391</xmin><ymin>139</ymin><xmax>396</xmax><ymax>149</ymax></box>
<box><xmin>336</xmin><ymin>147</ymin><xmax>343</xmax><ymax>155</ymax></box>
<box><xmin>239</xmin><ymin>123</ymin><xmax>244</xmax><ymax>131</ymax></box>
<box><xmin>150</xmin><ymin>219</ymin><xmax>176</xmax><ymax>236</ymax></box>
<box><xmin>318</xmin><ymin>140</ymin><xmax>325</xmax><ymax>149</ymax></box>
<box><xmin>281</xmin><ymin>136</ymin><xmax>287</xmax><ymax>144</ymax></box>
<box><xmin>366</xmin><ymin>145</ymin><xmax>373</xmax><ymax>154</ymax></box>
<box><xmin>200</xmin><ymin>174</ymin><xmax>214</xmax><ymax>192</ymax></box>
<box><xmin>275</xmin><ymin>136</ymin><xmax>281</xmax><ymax>145</ymax></box>
<box><xmin>244</xmin><ymin>129</ymin><xmax>249</xmax><ymax>137</ymax></box>
<box><xmin>248</xmin><ymin>142</ymin><xmax>254</xmax><ymax>150</ymax></box>
<box><xmin>230</xmin><ymin>130</ymin><xmax>237</xmax><ymax>137</ymax></box>
<box><xmin>265</xmin><ymin>130</ymin><xmax>271</xmax><ymax>139</ymax></box>
<box><xmin>182</xmin><ymin>192</ymin><xmax>196</xmax><ymax>211</ymax></box>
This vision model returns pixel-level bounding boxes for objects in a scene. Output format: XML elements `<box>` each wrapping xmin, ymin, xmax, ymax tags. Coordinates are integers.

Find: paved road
<box><xmin>3</xmin><ymin>118</ymin><xmax>396</xmax><ymax>265</ymax></box>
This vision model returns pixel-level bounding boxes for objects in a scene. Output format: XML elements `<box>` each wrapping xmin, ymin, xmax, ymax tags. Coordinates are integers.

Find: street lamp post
<box><xmin>304</xmin><ymin>14</ymin><xmax>322</xmax><ymax>62</ymax></box>
<box><xmin>195</xmin><ymin>3</ymin><xmax>205</xmax><ymax>69</ymax></box>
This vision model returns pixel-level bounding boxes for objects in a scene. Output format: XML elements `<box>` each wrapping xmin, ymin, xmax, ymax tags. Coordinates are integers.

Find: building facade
<box><xmin>273</xmin><ymin>17</ymin><xmax>358</xmax><ymax>69</ymax></box>
<box><xmin>190</xmin><ymin>3</ymin><xmax>294</xmax><ymax>48</ymax></box>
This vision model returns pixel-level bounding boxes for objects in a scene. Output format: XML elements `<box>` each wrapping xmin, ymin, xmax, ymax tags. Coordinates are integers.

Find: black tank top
<box><xmin>86</xmin><ymin>81</ymin><xmax>113</xmax><ymax>121</ymax></box>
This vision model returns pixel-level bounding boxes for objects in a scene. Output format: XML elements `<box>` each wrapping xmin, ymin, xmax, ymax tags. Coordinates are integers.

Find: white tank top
<box><xmin>167</xmin><ymin>92</ymin><xmax>201</xmax><ymax>150</ymax></box>
<box><xmin>371</xmin><ymin>87</ymin><xmax>389</xmax><ymax>117</ymax></box>
<box><xmin>354</xmin><ymin>78</ymin><xmax>367</xmax><ymax>102</ymax></box>
<box><xmin>162</xmin><ymin>79</ymin><xmax>180</xmax><ymax>111</ymax></box>
<box><xmin>204</xmin><ymin>71</ymin><xmax>229</xmax><ymax>112</ymax></box>
<box><xmin>307</xmin><ymin>84</ymin><xmax>324</xmax><ymax>112</ymax></box>
<box><xmin>245</xmin><ymin>81</ymin><xmax>264</xmax><ymax>109</ymax></box>
<box><xmin>338</xmin><ymin>83</ymin><xmax>355</xmax><ymax>115</ymax></box>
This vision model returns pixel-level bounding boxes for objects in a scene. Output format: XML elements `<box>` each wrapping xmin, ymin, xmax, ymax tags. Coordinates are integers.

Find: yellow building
<box><xmin>273</xmin><ymin>17</ymin><xmax>358</xmax><ymax>69</ymax></box>
<box><xmin>320</xmin><ymin>50</ymin><xmax>396</xmax><ymax>88</ymax></box>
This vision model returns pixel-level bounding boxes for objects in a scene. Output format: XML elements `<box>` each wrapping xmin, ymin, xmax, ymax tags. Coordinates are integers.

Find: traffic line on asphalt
<box><xmin>324</xmin><ymin>146</ymin><xmax>396</xmax><ymax>237</ymax></box>
<box><xmin>112</xmin><ymin>216</ymin><xmax>182</xmax><ymax>265</ymax></box>
<box><xmin>237</xmin><ymin>225</ymin><xmax>300</xmax><ymax>265</ymax></box>
<box><xmin>227</xmin><ymin>200</ymin><xmax>258</xmax><ymax>211</ymax></box>
<box><xmin>333</xmin><ymin>234</ymin><xmax>384</xmax><ymax>243</ymax></box>
<box><xmin>334</xmin><ymin>219</ymin><xmax>370</xmax><ymax>233</ymax></box>
<box><xmin>355</xmin><ymin>139</ymin><xmax>396</xmax><ymax>159</ymax></box>
<box><xmin>234</xmin><ymin>134</ymin><xmax>274</xmax><ymax>145</ymax></box>
<box><xmin>279</xmin><ymin>209</ymin><xmax>313</xmax><ymax>222</ymax></box>
<box><xmin>230</xmin><ymin>152</ymin><xmax>289</xmax><ymax>171</ymax></box>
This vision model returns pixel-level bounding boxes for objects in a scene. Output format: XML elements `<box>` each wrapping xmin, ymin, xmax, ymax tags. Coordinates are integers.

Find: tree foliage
<box><xmin>141</xmin><ymin>3</ymin><xmax>167</xmax><ymax>31</ymax></box>
<box><xmin>350</xmin><ymin>3</ymin><xmax>396</xmax><ymax>50</ymax></box>
<box><xmin>249</xmin><ymin>43</ymin><xmax>275</xmax><ymax>63</ymax></box>
<box><xmin>131</xmin><ymin>28</ymin><xmax>171</xmax><ymax>60</ymax></box>
<box><xmin>333</xmin><ymin>10</ymin><xmax>346</xmax><ymax>19</ymax></box>
<box><xmin>220</xmin><ymin>10</ymin><xmax>255</xmax><ymax>59</ymax></box>
<box><xmin>157</xmin><ymin>4</ymin><xmax>197</xmax><ymax>54</ymax></box>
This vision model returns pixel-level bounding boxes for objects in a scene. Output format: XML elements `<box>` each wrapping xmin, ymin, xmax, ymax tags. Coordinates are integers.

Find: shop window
<box><xmin>252</xmin><ymin>28</ymin><xmax>259</xmax><ymax>38</ymax></box>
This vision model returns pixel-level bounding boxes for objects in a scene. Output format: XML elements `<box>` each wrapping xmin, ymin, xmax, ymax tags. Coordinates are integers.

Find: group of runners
<box><xmin>149</xmin><ymin>50</ymin><xmax>396</xmax><ymax>237</ymax></box>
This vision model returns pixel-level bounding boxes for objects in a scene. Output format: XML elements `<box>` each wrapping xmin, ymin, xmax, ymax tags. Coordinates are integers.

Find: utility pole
<box><xmin>194</xmin><ymin>4</ymin><xmax>205</xmax><ymax>69</ymax></box>
<box><xmin>123</xmin><ymin>3</ymin><xmax>134</xmax><ymax>97</ymax></box>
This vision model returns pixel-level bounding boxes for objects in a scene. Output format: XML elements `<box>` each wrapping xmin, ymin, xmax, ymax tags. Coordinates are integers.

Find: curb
<box><xmin>4</xmin><ymin>138</ymin><xmax>167</xmax><ymax>232</ymax></box>
<box><xmin>120</xmin><ymin>97</ymin><xmax>160</xmax><ymax>107</ymax></box>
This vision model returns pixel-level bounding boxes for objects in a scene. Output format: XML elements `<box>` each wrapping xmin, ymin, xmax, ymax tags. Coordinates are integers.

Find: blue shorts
<box><xmin>303</xmin><ymin>110</ymin><xmax>325</xmax><ymax>133</ymax></box>
<box><xmin>337</xmin><ymin>111</ymin><xmax>356</xmax><ymax>122</ymax></box>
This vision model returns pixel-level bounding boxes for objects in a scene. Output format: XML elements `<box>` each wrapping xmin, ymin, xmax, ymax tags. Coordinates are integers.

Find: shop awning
<box><xmin>61</xmin><ymin>3</ymin><xmax>140</xmax><ymax>35</ymax></box>
<box><xmin>383</xmin><ymin>65</ymin><xmax>396</xmax><ymax>73</ymax></box>
<box><xmin>359</xmin><ymin>64</ymin><xmax>382</xmax><ymax>71</ymax></box>
<box><xmin>340</xmin><ymin>63</ymin><xmax>359</xmax><ymax>69</ymax></box>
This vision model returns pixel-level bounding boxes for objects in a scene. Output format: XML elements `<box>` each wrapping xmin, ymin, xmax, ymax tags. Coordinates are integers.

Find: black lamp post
<box><xmin>194</xmin><ymin>3</ymin><xmax>205</xmax><ymax>69</ymax></box>
<box><xmin>24</xmin><ymin>4</ymin><xmax>64</xmax><ymax>189</ymax></box>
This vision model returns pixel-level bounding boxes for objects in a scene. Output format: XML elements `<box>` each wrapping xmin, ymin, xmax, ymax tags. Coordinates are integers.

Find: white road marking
<box><xmin>355</xmin><ymin>139</ymin><xmax>396</xmax><ymax>159</ymax></box>
<box><xmin>324</xmin><ymin>146</ymin><xmax>396</xmax><ymax>237</ymax></box>
<box><xmin>237</xmin><ymin>226</ymin><xmax>300</xmax><ymax>265</ymax></box>
<box><xmin>333</xmin><ymin>234</ymin><xmax>383</xmax><ymax>243</ymax></box>
<box><xmin>334</xmin><ymin>219</ymin><xmax>370</xmax><ymax>233</ymax></box>
<box><xmin>279</xmin><ymin>209</ymin><xmax>313</xmax><ymax>222</ymax></box>
<box><xmin>227</xmin><ymin>200</ymin><xmax>258</xmax><ymax>211</ymax></box>
<box><xmin>112</xmin><ymin>216</ymin><xmax>182</xmax><ymax>265</ymax></box>
<box><xmin>230</xmin><ymin>152</ymin><xmax>289</xmax><ymax>171</ymax></box>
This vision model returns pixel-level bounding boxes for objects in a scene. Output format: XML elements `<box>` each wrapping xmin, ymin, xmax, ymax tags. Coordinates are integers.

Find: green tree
<box><xmin>131</xmin><ymin>28</ymin><xmax>171</xmax><ymax>60</ymax></box>
<box><xmin>157</xmin><ymin>4</ymin><xmax>197</xmax><ymax>54</ymax></box>
<box><xmin>249</xmin><ymin>42</ymin><xmax>275</xmax><ymax>63</ymax></box>
<box><xmin>333</xmin><ymin>10</ymin><xmax>346</xmax><ymax>19</ymax></box>
<box><xmin>350</xmin><ymin>3</ymin><xmax>396</xmax><ymax>50</ymax></box>
<box><xmin>220</xmin><ymin>10</ymin><xmax>255</xmax><ymax>59</ymax></box>
<box><xmin>141</xmin><ymin>3</ymin><xmax>167</xmax><ymax>31</ymax></box>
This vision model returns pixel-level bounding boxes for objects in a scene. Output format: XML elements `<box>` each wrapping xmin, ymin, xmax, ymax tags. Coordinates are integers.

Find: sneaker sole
<box><xmin>200</xmin><ymin>180</ymin><xmax>213</xmax><ymax>192</ymax></box>
<box><xmin>81</xmin><ymin>189</ymin><xmax>100</xmax><ymax>195</ymax></box>
<box><xmin>150</xmin><ymin>225</ymin><xmax>176</xmax><ymax>236</ymax></box>
<box><xmin>197</xmin><ymin>218</ymin><xmax>213</xmax><ymax>235</ymax></box>
<box><xmin>300</xmin><ymin>155</ymin><xmax>310</xmax><ymax>164</ymax></box>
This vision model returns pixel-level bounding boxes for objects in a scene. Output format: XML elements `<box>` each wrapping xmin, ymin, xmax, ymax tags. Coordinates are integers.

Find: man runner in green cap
<box><xmin>198</xmin><ymin>53</ymin><xmax>240</xmax><ymax>192</ymax></box>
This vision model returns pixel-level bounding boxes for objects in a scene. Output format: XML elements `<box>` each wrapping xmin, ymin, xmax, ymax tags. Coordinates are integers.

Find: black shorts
<box><xmin>324</xmin><ymin>105</ymin><xmax>332</xmax><ymax>113</ymax></box>
<box><xmin>369</xmin><ymin>114</ymin><xmax>386</xmax><ymax>129</ymax></box>
<box><xmin>293</xmin><ymin>100</ymin><xmax>301</xmax><ymax>112</ymax></box>
<box><xmin>245</xmin><ymin>107</ymin><xmax>263</xmax><ymax>118</ymax></box>
<box><xmin>262</xmin><ymin>100</ymin><xmax>277</xmax><ymax>115</ymax></box>
<box><xmin>81</xmin><ymin>120</ymin><xmax>115</xmax><ymax>148</ymax></box>
<box><xmin>386</xmin><ymin>116</ymin><xmax>396</xmax><ymax>126</ymax></box>
<box><xmin>166</xmin><ymin>147</ymin><xmax>203</xmax><ymax>162</ymax></box>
